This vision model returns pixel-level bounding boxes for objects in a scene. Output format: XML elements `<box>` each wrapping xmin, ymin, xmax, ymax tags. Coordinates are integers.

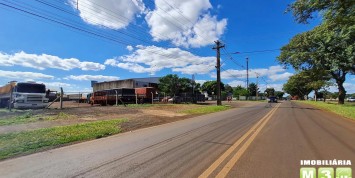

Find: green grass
<box><xmin>125</xmin><ymin>104</ymin><xmax>155</xmax><ymax>108</ymax></box>
<box><xmin>297</xmin><ymin>101</ymin><xmax>355</xmax><ymax>120</ymax></box>
<box><xmin>0</xmin><ymin>119</ymin><xmax>126</xmax><ymax>160</ymax></box>
<box><xmin>181</xmin><ymin>105</ymin><xmax>231</xmax><ymax>115</ymax></box>
<box><xmin>0</xmin><ymin>112</ymin><xmax>74</xmax><ymax>126</ymax></box>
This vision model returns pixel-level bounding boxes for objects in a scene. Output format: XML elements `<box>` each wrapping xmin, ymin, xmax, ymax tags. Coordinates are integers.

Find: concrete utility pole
<box><xmin>213</xmin><ymin>40</ymin><xmax>224</xmax><ymax>106</ymax></box>
<box><xmin>256</xmin><ymin>74</ymin><xmax>259</xmax><ymax>100</ymax></box>
<box><xmin>246</xmin><ymin>57</ymin><xmax>250</xmax><ymax>100</ymax></box>
<box><xmin>246</xmin><ymin>57</ymin><xmax>249</xmax><ymax>90</ymax></box>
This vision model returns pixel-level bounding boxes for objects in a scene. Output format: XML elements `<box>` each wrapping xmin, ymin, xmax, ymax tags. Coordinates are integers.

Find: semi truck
<box><xmin>0</xmin><ymin>81</ymin><xmax>49</xmax><ymax>109</ymax></box>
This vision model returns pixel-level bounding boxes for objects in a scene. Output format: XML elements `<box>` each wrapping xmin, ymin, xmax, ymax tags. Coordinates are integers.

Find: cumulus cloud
<box><xmin>105</xmin><ymin>45</ymin><xmax>215</xmax><ymax>75</ymax></box>
<box><xmin>126</xmin><ymin>45</ymin><xmax>134</xmax><ymax>51</ymax></box>
<box><xmin>269</xmin><ymin>72</ymin><xmax>293</xmax><ymax>82</ymax></box>
<box><xmin>195</xmin><ymin>80</ymin><xmax>207</xmax><ymax>85</ymax></box>
<box><xmin>69</xmin><ymin>0</ymin><xmax>146</xmax><ymax>29</ymax></box>
<box><xmin>145</xmin><ymin>0</ymin><xmax>227</xmax><ymax>48</ymax></box>
<box><xmin>219</xmin><ymin>65</ymin><xmax>293</xmax><ymax>82</ymax></box>
<box><xmin>65</xmin><ymin>75</ymin><xmax>119</xmax><ymax>81</ymax></box>
<box><xmin>228</xmin><ymin>80</ymin><xmax>246</xmax><ymax>87</ymax></box>
<box><xmin>259</xmin><ymin>83</ymin><xmax>284</xmax><ymax>92</ymax></box>
<box><xmin>0</xmin><ymin>51</ymin><xmax>105</xmax><ymax>71</ymax></box>
<box><xmin>0</xmin><ymin>70</ymin><xmax>54</xmax><ymax>80</ymax></box>
<box><xmin>38</xmin><ymin>81</ymin><xmax>72</xmax><ymax>88</ymax></box>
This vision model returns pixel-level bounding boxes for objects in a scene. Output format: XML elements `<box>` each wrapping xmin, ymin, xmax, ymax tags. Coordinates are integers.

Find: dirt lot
<box><xmin>0</xmin><ymin>101</ymin><xmax>259</xmax><ymax>135</ymax></box>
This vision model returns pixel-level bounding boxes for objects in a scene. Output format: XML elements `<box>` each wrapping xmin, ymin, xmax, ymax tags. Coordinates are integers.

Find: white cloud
<box><xmin>0</xmin><ymin>70</ymin><xmax>54</xmax><ymax>80</ymax></box>
<box><xmin>105</xmin><ymin>45</ymin><xmax>215</xmax><ymax>75</ymax></box>
<box><xmin>65</xmin><ymin>75</ymin><xmax>119</xmax><ymax>81</ymax></box>
<box><xmin>259</xmin><ymin>83</ymin><xmax>284</xmax><ymax>92</ymax></box>
<box><xmin>0</xmin><ymin>51</ymin><xmax>105</xmax><ymax>71</ymax></box>
<box><xmin>219</xmin><ymin>65</ymin><xmax>293</xmax><ymax>82</ymax></box>
<box><xmin>39</xmin><ymin>81</ymin><xmax>72</xmax><ymax>87</ymax></box>
<box><xmin>126</xmin><ymin>45</ymin><xmax>134</xmax><ymax>51</ymax></box>
<box><xmin>145</xmin><ymin>0</ymin><xmax>227</xmax><ymax>48</ymax></box>
<box><xmin>269</xmin><ymin>72</ymin><xmax>293</xmax><ymax>82</ymax></box>
<box><xmin>69</xmin><ymin>0</ymin><xmax>146</xmax><ymax>29</ymax></box>
<box><xmin>195</xmin><ymin>80</ymin><xmax>207</xmax><ymax>85</ymax></box>
<box><xmin>228</xmin><ymin>80</ymin><xmax>246</xmax><ymax>87</ymax></box>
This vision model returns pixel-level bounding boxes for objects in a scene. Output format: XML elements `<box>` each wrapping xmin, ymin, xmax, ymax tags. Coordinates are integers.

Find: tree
<box><xmin>288</xmin><ymin>0</ymin><xmax>354</xmax><ymax>24</ymax></box>
<box><xmin>233</xmin><ymin>86</ymin><xmax>249</xmax><ymax>98</ymax></box>
<box><xmin>248</xmin><ymin>83</ymin><xmax>258</xmax><ymax>96</ymax></box>
<box><xmin>193</xmin><ymin>83</ymin><xmax>201</xmax><ymax>93</ymax></box>
<box><xmin>283</xmin><ymin>73</ymin><xmax>313</xmax><ymax>99</ymax></box>
<box><xmin>281</xmin><ymin>0</ymin><xmax>355</xmax><ymax>104</ymax></box>
<box><xmin>224</xmin><ymin>84</ymin><xmax>234</xmax><ymax>94</ymax></box>
<box><xmin>178</xmin><ymin>77</ymin><xmax>192</xmax><ymax>93</ymax></box>
<box><xmin>201</xmin><ymin>81</ymin><xmax>225</xmax><ymax>95</ymax></box>
<box><xmin>264</xmin><ymin>88</ymin><xmax>275</xmax><ymax>97</ymax></box>
<box><xmin>274</xmin><ymin>91</ymin><xmax>285</xmax><ymax>99</ymax></box>
<box><xmin>279</xmin><ymin>23</ymin><xmax>354</xmax><ymax>104</ymax></box>
<box><xmin>158</xmin><ymin>74</ymin><xmax>180</xmax><ymax>96</ymax></box>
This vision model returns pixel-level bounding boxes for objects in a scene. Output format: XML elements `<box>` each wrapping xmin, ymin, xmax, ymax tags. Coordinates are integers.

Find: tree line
<box><xmin>158</xmin><ymin>74</ymin><xmax>284</xmax><ymax>99</ymax></box>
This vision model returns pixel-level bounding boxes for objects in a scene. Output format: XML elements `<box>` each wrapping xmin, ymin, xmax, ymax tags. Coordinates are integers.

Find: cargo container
<box><xmin>90</xmin><ymin>88</ymin><xmax>136</xmax><ymax>105</ymax></box>
<box><xmin>135</xmin><ymin>87</ymin><xmax>157</xmax><ymax>103</ymax></box>
<box><xmin>0</xmin><ymin>82</ymin><xmax>49</xmax><ymax>109</ymax></box>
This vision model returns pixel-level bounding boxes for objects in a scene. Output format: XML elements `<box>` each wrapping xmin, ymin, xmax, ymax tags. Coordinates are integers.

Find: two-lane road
<box><xmin>0</xmin><ymin>101</ymin><xmax>354</xmax><ymax>178</ymax></box>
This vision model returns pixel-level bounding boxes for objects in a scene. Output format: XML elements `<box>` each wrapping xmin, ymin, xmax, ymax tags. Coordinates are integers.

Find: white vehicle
<box><xmin>347</xmin><ymin>97</ymin><xmax>355</xmax><ymax>102</ymax></box>
<box><xmin>0</xmin><ymin>81</ymin><xmax>49</xmax><ymax>109</ymax></box>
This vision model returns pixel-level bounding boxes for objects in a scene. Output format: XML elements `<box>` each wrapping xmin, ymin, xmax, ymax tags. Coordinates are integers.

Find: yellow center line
<box><xmin>215</xmin><ymin>103</ymin><xmax>281</xmax><ymax>178</ymax></box>
<box><xmin>198</xmin><ymin>103</ymin><xmax>281</xmax><ymax>178</ymax></box>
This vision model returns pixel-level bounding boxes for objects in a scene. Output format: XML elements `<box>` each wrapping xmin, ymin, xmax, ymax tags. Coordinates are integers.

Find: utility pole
<box><xmin>246</xmin><ymin>57</ymin><xmax>249</xmax><ymax>100</ymax></box>
<box><xmin>213</xmin><ymin>40</ymin><xmax>224</xmax><ymax>106</ymax></box>
<box><xmin>256</xmin><ymin>74</ymin><xmax>259</xmax><ymax>100</ymax></box>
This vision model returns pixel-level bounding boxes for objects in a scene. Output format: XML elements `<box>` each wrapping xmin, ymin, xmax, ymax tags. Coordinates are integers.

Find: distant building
<box><xmin>92</xmin><ymin>77</ymin><xmax>160</xmax><ymax>92</ymax></box>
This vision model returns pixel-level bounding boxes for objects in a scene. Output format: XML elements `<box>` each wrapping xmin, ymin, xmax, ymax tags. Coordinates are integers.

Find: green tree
<box><xmin>178</xmin><ymin>77</ymin><xmax>192</xmax><ymax>93</ymax></box>
<box><xmin>233</xmin><ymin>86</ymin><xmax>249</xmax><ymax>98</ymax></box>
<box><xmin>248</xmin><ymin>83</ymin><xmax>258</xmax><ymax>96</ymax></box>
<box><xmin>281</xmin><ymin>0</ymin><xmax>355</xmax><ymax>104</ymax></box>
<box><xmin>288</xmin><ymin>0</ymin><xmax>354</xmax><ymax>24</ymax></box>
<box><xmin>224</xmin><ymin>84</ymin><xmax>234</xmax><ymax>94</ymax></box>
<box><xmin>264</xmin><ymin>88</ymin><xmax>275</xmax><ymax>97</ymax></box>
<box><xmin>201</xmin><ymin>81</ymin><xmax>225</xmax><ymax>95</ymax></box>
<box><xmin>283</xmin><ymin>73</ymin><xmax>313</xmax><ymax>99</ymax></box>
<box><xmin>158</xmin><ymin>74</ymin><xmax>180</xmax><ymax>96</ymax></box>
<box><xmin>274</xmin><ymin>91</ymin><xmax>285</xmax><ymax>99</ymax></box>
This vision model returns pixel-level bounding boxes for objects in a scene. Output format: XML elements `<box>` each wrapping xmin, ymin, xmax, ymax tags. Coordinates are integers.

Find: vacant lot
<box><xmin>0</xmin><ymin>101</ymin><xmax>258</xmax><ymax>160</ymax></box>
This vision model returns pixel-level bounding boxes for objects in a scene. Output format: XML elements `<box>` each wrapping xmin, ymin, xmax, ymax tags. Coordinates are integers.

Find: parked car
<box><xmin>347</xmin><ymin>97</ymin><xmax>355</xmax><ymax>102</ymax></box>
<box><xmin>267</xmin><ymin>96</ymin><xmax>278</xmax><ymax>103</ymax></box>
<box><xmin>168</xmin><ymin>96</ymin><xmax>181</xmax><ymax>103</ymax></box>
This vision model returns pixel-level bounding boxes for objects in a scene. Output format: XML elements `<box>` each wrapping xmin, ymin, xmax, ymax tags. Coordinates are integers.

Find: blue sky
<box><xmin>0</xmin><ymin>0</ymin><xmax>354</xmax><ymax>94</ymax></box>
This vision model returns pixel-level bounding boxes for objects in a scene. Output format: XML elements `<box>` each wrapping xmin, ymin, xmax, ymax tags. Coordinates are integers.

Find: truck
<box><xmin>0</xmin><ymin>81</ymin><xmax>49</xmax><ymax>109</ymax></box>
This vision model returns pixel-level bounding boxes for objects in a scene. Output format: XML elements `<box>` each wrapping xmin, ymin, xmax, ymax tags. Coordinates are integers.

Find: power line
<box><xmin>0</xmin><ymin>1</ymin><xmax>204</xmax><ymax>63</ymax></box>
<box><xmin>222</xmin><ymin>46</ymin><xmax>270</xmax><ymax>86</ymax></box>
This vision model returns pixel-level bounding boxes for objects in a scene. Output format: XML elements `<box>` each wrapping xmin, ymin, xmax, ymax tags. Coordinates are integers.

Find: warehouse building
<box><xmin>92</xmin><ymin>77</ymin><xmax>160</xmax><ymax>92</ymax></box>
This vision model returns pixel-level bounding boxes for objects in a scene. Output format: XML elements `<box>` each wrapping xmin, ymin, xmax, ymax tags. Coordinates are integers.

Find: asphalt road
<box><xmin>0</xmin><ymin>101</ymin><xmax>354</xmax><ymax>178</ymax></box>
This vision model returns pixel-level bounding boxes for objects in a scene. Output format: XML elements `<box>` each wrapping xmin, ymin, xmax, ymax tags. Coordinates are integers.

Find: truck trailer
<box><xmin>90</xmin><ymin>88</ymin><xmax>136</xmax><ymax>105</ymax></box>
<box><xmin>0</xmin><ymin>82</ymin><xmax>49</xmax><ymax>109</ymax></box>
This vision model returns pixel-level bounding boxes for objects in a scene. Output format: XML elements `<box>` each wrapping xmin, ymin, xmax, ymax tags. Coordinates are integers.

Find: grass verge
<box><xmin>296</xmin><ymin>101</ymin><xmax>355</xmax><ymax>120</ymax></box>
<box><xmin>181</xmin><ymin>105</ymin><xmax>231</xmax><ymax>115</ymax></box>
<box><xmin>0</xmin><ymin>112</ymin><xmax>74</xmax><ymax>126</ymax></box>
<box><xmin>0</xmin><ymin>119</ymin><xmax>126</xmax><ymax>160</ymax></box>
